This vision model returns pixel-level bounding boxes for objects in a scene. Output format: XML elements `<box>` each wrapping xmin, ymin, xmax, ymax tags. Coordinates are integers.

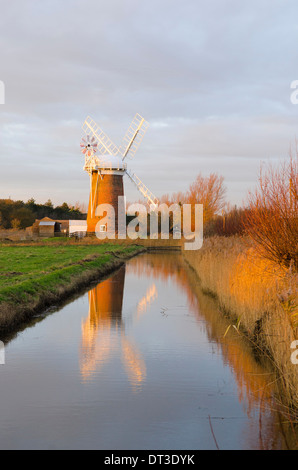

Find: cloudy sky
<box><xmin>0</xmin><ymin>0</ymin><xmax>298</xmax><ymax>208</ymax></box>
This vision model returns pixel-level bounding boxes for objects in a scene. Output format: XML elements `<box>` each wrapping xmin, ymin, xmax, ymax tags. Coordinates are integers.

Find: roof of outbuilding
<box><xmin>39</xmin><ymin>221</ymin><xmax>56</xmax><ymax>226</ymax></box>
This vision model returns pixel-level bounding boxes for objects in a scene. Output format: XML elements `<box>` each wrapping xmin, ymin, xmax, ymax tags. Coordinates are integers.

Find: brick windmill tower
<box><xmin>80</xmin><ymin>114</ymin><xmax>159</xmax><ymax>234</ymax></box>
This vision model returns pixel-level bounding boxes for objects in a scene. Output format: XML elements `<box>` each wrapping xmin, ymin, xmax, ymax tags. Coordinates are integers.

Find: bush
<box><xmin>244</xmin><ymin>157</ymin><xmax>298</xmax><ymax>270</ymax></box>
<box><xmin>204</xmin><ymin>207</ymin><xmax>249</xmax><ymax>237</ymax></box>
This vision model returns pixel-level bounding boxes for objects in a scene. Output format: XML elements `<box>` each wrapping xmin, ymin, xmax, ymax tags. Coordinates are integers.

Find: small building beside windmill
<box><xmin>68</xmin><ymin>219</ymin><xmax>87</xmax><ymax>236</ymax></box>
<box><xmin>39</xmin><ymin>218</ymin><xmax>61</xmax><ymax>237</ymax></box>
<box><xmin>26</xmin><ymin>217</ymin><xmax>87</xmax><ymax>238</ymax></box>
<box><xmin>26</xmin><ymin>217</ymin><xmax>61</xmax><ymax>238</ymax></box>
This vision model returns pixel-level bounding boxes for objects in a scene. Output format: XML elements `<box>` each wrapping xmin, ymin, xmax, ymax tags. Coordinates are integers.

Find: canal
<box><xmin>0</xmin><ymin>252</ymin><xmax>295</xmax><ymax>450</ymax></box>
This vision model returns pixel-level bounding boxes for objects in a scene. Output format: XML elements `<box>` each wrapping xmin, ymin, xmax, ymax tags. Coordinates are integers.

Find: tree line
<box><xmin>0</xmin><ymin>198</ymin><xmax>86</xmax><ymax>230</ymax></box>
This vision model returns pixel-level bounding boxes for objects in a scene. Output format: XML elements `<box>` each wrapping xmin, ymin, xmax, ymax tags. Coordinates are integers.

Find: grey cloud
<box><xmin>0</xmin><ymin>0</ymin><xmax>298</xmax><ymax>207</ymax></box>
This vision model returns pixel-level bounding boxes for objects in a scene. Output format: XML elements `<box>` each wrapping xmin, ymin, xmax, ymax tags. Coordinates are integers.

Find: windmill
<box><xmin>80</xmin><ymin>114</ymin><xmax>159</xmax><ymax>234</ymax></box>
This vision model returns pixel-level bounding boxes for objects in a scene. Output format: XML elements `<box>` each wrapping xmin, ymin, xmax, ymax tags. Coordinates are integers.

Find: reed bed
<box><xmin>183</xmin><ymin>236</ymin><xmax>298</xmax><ymax>412</ymax></box>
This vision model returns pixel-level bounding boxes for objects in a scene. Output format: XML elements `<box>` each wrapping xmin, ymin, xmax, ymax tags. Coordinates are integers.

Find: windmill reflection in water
<box><xmin>79</xmin><ymin>265</ymin><xmax>157</xmax><ymax>391</ymax></box>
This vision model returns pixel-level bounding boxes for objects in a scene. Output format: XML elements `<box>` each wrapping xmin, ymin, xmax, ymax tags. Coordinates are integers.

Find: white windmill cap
<box><xmin>96</xmin><ymin>154</ymin><xmax>126</xmax><ymax>171</ymax></box>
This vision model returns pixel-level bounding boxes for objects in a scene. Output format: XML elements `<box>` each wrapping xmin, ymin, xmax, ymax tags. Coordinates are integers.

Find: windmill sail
<box><xmin>120</xmin><ymin>114</ymin><xmax>149</xmax><ymax>160</ymax></box>
<box><xmin>125</xmin><ymin>169</ymin><xmax>159</xmax><ymax>208</ymax></box>
<box><xmin>83</xmin><ymin>116</ymin><xmax>120</xmax><ymax>156</ymax></box>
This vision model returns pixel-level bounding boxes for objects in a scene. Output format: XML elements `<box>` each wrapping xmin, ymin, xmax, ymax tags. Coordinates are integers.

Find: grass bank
<box><xmin>0</xmin><ymin>234</ymin><xmax>183</xmax><ymax>250</ymax></box>
<box><xmin>183</xmin><ymin>236</ymin><xmax>298</xmax><ymax>415</ymax></box>
<box><xmin>0</xmin><ymin>242</ymin><xmax>144</xmax><ymax>335</ymax></box>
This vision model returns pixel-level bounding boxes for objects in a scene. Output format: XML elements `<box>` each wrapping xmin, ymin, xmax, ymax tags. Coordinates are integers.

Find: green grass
<box><xmin>0</xmin><ymin>243</ymin><xmax>140</xmax><ymax>306</ymax></box>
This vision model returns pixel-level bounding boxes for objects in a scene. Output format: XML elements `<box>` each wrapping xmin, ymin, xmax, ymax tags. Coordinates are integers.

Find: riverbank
<box><xmin>0</xmin><ymin>243</ymin><xmax>144</xmax><ymax>335</ymax></box>
<box><xmin>183</xmin><ymin>236</ymin><xmax>298</xmax><ymax>414</ymax></box>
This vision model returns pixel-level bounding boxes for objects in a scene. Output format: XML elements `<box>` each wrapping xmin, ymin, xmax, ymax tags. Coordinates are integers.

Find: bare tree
<box><xmin>186</xmin><ymin>173</ymin><xmax>226</xmax><ymax>224</ymax></box>
<box><xmin>74</xmin><ymin>201</ymin><xmax>87</xmax><ymax>213</ymax></box>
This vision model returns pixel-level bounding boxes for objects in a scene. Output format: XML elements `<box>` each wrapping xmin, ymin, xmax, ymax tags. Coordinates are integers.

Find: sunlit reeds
<box><xmin>183</xmin><ymin>236</ymin><xmax>298</xmax><ymax>410</ymax></box>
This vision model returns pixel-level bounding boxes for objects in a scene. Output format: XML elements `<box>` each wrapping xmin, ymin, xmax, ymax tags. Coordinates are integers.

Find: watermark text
<box><xmin>290</xmin><ymin>340</ymin><xmax>298</xmax><ymax>365</ymax></box>
<box><xmin>94</xmin><ymin>198</ymin><xmax>203</xmax><ymax>251</ymax></box>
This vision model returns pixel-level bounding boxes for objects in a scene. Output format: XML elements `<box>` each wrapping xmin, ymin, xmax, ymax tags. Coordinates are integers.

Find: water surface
<box><xmin>0</xmin><ymin>252</ymin><xmax>295</xmax><ymax>450</ymax></box>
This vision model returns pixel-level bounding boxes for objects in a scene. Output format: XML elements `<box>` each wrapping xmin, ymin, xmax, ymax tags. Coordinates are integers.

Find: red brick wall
<box><xmin>87</xmin><ymin>172</ymin><xmax>124</xmax><ymax>233</ymax></box>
